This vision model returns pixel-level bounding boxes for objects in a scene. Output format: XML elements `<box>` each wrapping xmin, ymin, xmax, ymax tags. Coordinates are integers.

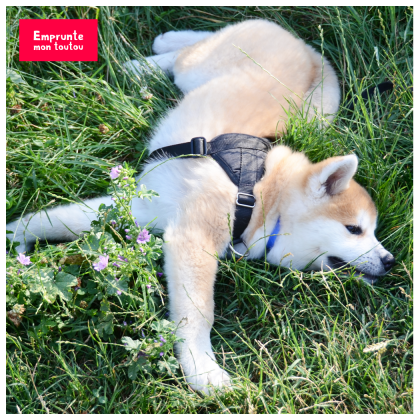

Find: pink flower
<box><xmin>93</xmin><ymin>255</ymin><xmax>109</xmax><ymax>271</ymax></box>
<box><xmin>110</xmin><ymin>166</ymin><xmax>121</xmax><ymax>179</ymax></box>
<box><xmin>117</xmin><ymin>290</ymin><xmax>122</xmax><ymax>295</ymax></box>
<box><xmin>16</xmin><ymin>253</ymin><xmax>31</xmax><ymax>265</ymax></box>
<box><xmin>137</xmin><ymin>229</ymin><xmax>151</xmax><ymax>244</ymax></box>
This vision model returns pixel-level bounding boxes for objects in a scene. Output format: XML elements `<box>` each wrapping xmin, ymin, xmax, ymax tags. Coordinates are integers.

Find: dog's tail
<box><xmin>6</xmin><ymin>196</ymin><xmax>113</xmax><ymax>253</ymax></box>
<box><xmin>345</xmin><ymin>81</ymin><xmax>394</xmax><ymax>111</ymax></box>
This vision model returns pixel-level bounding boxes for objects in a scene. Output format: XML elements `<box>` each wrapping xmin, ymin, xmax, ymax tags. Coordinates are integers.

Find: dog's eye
<box><xmin>346</xmin><ymin>225</ymin><xmax>362</xmax><ymax>235</ymax></box>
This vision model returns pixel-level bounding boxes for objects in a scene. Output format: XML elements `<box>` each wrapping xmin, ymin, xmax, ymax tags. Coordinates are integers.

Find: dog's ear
<box><xmin>307</xmin><ymin>155</ymin><xmax>358</xmax><ymax>197</ymax></box>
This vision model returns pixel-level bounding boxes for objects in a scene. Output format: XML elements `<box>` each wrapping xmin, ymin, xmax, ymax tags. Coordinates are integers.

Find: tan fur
<box><xmin>244</xmin><ymin>148</ymin><xmax>377</xmax><ymax>246</ymax></box>
<box><xmin>305</xmin><ymin>180</ymin><xmax>378</xmax><ymax>227</ymax></box>
<box><xmin>171</xmin><ymin>20</ymin><xmax>334</xmax><ymax>139</ymax></box>
<box><xmin>301</xmin><ymin>157</ymin><xmax>377</xmax><ymax>225</ymax></box>
<box><xmin>244</xmin><ymin>146</ymin><xmax>309</xmax><ymax>240</ymax></box>
<box><xmin>12</xmin><ymin>20</ymin><xmax>392</xmax><ymax>395</ymax></box>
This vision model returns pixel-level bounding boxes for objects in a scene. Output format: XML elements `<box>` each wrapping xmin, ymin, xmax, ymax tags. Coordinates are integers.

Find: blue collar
<box><xmin>266</xmin><ymin>218</ymin><xmax>281</xmax><ymax>253</ymax></box>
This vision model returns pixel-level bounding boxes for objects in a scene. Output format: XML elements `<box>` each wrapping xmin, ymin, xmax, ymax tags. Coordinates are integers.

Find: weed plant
<box><xmin>6</xmin><ymin>6</ymin><xmax>413</xmax><ymax>414</ymax></box>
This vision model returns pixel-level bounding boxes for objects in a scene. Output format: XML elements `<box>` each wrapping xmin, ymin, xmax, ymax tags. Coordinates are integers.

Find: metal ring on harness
<box><xmin>148</xmin><ymin>134</ymin><xmax>272</xmax><ymax>260</ymax></box>
<box><xmin>236</xmin><ymin>193</ymin><xmax>256</xmax><ymax>209</ymax></box>
<box><xmin>228</xmin><ymin>240</ymin><xmax>250</xmax><ymax>258</ymax></box>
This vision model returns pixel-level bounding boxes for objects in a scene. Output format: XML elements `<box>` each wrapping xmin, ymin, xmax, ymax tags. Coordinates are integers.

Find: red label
<box><xmin>19</xmin><ymin>19</ymin><xmax>98</xmax><ymax>61</ymax></box>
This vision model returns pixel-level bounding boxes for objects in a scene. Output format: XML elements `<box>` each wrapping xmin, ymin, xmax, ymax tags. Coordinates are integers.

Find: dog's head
<box><xmin>272</xmin><ymin>154</ymin><xmax>395</xmax><ymax>284</ymax></box>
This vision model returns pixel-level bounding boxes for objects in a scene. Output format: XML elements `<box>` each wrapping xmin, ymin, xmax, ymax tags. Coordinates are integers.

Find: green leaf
<box><xmin>32</xmin><ymin>139</ymin><xmax>44</xmax><ymax>148</ymax></box>
<box><xmin>127</xmin><ymin>357</ymin><xmax>149</xmax><ymax>380</ymax></box>
<box><xmin>63</xmin><ymin>265</ymin><xmax>80</xmax><ymax>276</ymax></box>
<box><xmin>98</xmin><ymin>396</ymin><xmax>107</xmax><ymax>404</ymax></box>
<box><xmin>138</xmin><ymin>184</ymin><xmax>159</xmax><ymax>202</ymax></box>
<box><xmin>127</xmin><ymin>361</ymin><xmax>140</xmax><ymax>380</ymax></box>
<box><xmin>100</xmin><ymin>300</ymin><xmax>110</xmax><ymax>312</ymax></box>
<box><xmin>80</xmin><ymin>232</ymin><xmax>103</xmax><ymax>254</ymax></box>
<box><xmin>6</xmin><ymin>69</ymin><xmax>27</xmax><ymax>85</ymax></box>
<box><xmin>6</xmin><ymin>195</ymin><xmax>15</xmax><ymax>210</ymax></box>
<box><xmin>97</xmin><ymin>313</ymin><xmax>114</xmax><ymax>337</ymax></box>
<box><xmin>151</xmin><ymin>319</ymin><xmax>174</xmax><ymax>333</ymax></box>
<box><xmin>24</xmin><ymin>269</ymin><xmax>78</xmax><ymax>303</ymax></box>
<box><xmin>106</xmin><ymin>274</ymin><xmax>128</xmax><ymax>295</ymax></box>
<box><xmin>121</xmin><ymin>336</ymin><xmax>142</xmax><ymax>352</ymax></box>
<box><xmin>147</xmin><ymin>248</ymin><xmax>162</xmax><ymax>261</ymax></box>
<box><xmin>50</xmin><ymin>272</ymin><xmax>79</xmax><ymax>302</ymax></box>
<box><xmin>157</xmin><ymin>356</ymin><xmax>179</xmax><ymax>375</ymax></box>
<box><xmin>86</xmin><ymin>279</ymin><xmax>98</xmax><ymax>295</ymax></box>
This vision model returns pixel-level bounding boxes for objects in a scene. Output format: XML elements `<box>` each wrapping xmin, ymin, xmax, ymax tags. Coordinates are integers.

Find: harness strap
<box><xmin>149</xmin><ymin>133</ymin><xmax>272</xmax><ymax>256</ymax></box>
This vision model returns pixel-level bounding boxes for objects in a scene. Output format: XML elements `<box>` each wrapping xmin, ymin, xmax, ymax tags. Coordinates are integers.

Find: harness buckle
<box><xmin>236</xmin><ymin>192</ymin><xmax>255</xmax><ymax>208</ymax></box>
<box><xmin>190</xmin><ymin>137</ymin><xmax>207</xmax><ymax>155</ymax></box>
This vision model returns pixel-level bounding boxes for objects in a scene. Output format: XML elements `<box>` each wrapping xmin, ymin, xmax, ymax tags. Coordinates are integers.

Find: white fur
<box><xmin>308</xmin><ymin>155</ymin><xmax>358</xmax><ymax>198</ymax></box>
<box><xmin>125</xmin><ymin>51</ymin><xmax>180</xmax><ymax>76</ymax></box>
<box><xmin>7</xmin><ymin>20</ymin><xmax>393</xmax><ymax>394</ymax></box>
<box><xmin>152</xmin><ymin>30</ymin><xmax>212</xmax><ymax>54</ymax></box>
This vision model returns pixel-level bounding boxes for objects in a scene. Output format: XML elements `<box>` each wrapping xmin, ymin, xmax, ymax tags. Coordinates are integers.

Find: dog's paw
<box><xmin>152</xmin><ymin>31</ymin><xmax>194</xmax><ymax>54</ymax></box>
<box><xmin>152</xmin><ymin>32</ymin><xmax>175</xmax><ymax>55</ymax></box>
<box><xmin>152</xmin><ymin>30</ymin><xmax>212</xmax><ymax>54</ymax></box>
<box><xmin>186</xmin><ymin>361</ymin><xmax>232</xmax><ymax>395</ymax></box>
<box><xmin>205</xmin><ymin>367</ymin><xmax>232</xmax><ymax>395</ymax></box>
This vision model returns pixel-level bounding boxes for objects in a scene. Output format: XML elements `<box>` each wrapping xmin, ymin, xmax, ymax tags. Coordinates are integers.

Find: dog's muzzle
<box><xmin>327</xmin><ymin>254</ymin><xmax>395</xmax><ymax>285</ymax></box>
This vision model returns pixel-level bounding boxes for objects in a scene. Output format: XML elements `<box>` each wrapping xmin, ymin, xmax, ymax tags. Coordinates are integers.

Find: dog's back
<box><xmin>143</xmin><ymin>19</ymin><xmax>340</xmax><ymax>152</ymax></box>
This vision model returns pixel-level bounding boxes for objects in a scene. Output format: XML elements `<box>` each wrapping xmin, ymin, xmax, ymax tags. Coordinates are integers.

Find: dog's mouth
<box><xmin>327</xmin><ymin>256</ymin><xmax>378</xmax><ymax>285</ymax></box>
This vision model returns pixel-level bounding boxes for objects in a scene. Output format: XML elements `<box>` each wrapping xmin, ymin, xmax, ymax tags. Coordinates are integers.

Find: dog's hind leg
<box><xmin>152</xmin><ymin>30</ymin><xmax>212</xmax><ymax>54</ymax></box>
<box><xmin>124</xmin><ymin>51</ymin><xmax>180</xmax><ymax>76</ymax></box>
<box><xmin>6</xmin><ymin>196</ymin><xmax>113</xmax><ymax>253</ymax></box>
<box><xmin>124</xmin><ymin>30</ymin><xmax>212</xmax><ymax>77</ymax></box>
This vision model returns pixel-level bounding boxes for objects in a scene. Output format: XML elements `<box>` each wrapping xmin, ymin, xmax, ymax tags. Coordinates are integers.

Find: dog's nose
<box><xmin>381</xmin><ymin>254</ymin><xmax>395</xmax><ymax>271</ymax></box>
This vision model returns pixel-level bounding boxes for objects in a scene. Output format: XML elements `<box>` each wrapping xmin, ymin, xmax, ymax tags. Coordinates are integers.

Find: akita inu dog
<box><xmin>7</xmin><ymin>20</ymin><xmax>395</xmax><ymax>394</ymax></box>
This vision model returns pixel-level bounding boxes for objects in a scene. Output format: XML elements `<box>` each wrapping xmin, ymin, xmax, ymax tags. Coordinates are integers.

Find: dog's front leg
<box><xmin>163</xmin><ymin>221</ymin><xmax>231</xmax><ymax>394</ymax></box>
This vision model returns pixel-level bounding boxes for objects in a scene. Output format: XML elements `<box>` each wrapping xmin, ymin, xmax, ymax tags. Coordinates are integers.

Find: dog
<box><xmin>7</xmin><ymin>20</ymin><xmax>395</xmax><ymax>394</ymax></box>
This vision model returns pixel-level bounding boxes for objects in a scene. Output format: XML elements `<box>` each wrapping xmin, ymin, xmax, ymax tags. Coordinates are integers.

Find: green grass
<box><xmin>6</xmin><ymin>6</ymin><xmax>413</xmax><ymax>414</ymax></box>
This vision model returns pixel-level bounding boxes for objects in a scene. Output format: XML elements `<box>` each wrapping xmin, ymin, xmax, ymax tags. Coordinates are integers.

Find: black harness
<box><xmin>147</xmin><ymin>82</ymin><xmax>394</xmax><ymax>257</ymax></box>
<box><xmin>149</xmin><ymin>133</ymin><xmax>272</xmax><ymax>256</ymax></box>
